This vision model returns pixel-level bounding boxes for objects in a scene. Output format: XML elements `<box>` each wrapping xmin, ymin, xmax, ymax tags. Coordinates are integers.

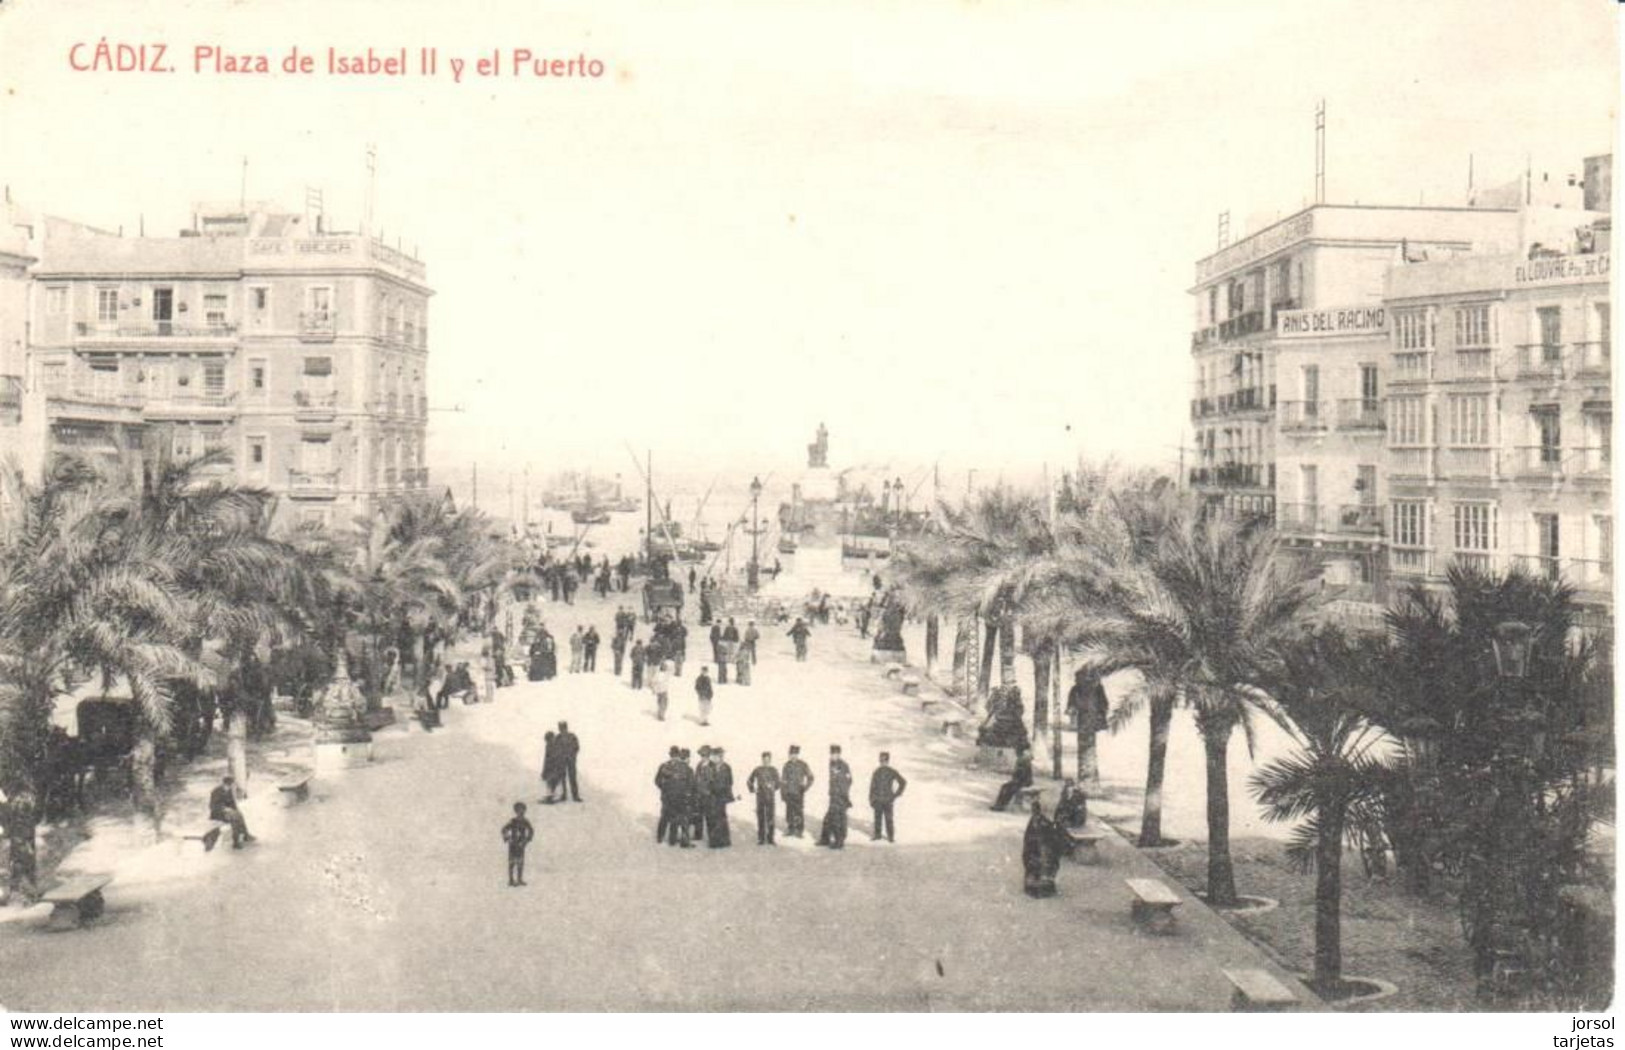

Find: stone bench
<box><xmin>1223</xmin><ymin>968</ymin><xmax>1299</xmax><ymax>1012</ymax></box>
<box><xmin>882</xmin><ymin>665</ymin><xmax>903</xmax><ymax>680</ymax></box>
<box><xmin>1126</xmin><ymin>878</ymin><xmax>1182</xmax><ymax>933</ymax></box>
<box><xmin>42</xmin><ymin>875</ymin><xmax>112</xmax><ymax>931</ymax></box>
<box><xmin>899</xmin><ymin>674</ymin><xmax>922</xmax><ymax>695</ymax></box>
<box><xmin>1066</xmin><ymin>829</ymin><xmax>1105</xmax><ymax>863</ymax></box>
<box><xmin>277</xmin><ymin>776</ymin><xmax>313</xmax><ymax>805</ymax></box>
<box><xmin>1013</xmin><ymin>786</ymin><xmax>1042</xmax><ymax>808</ymax></box>
<box><xmin>181</xmin><ymin>821</ymin><xmax>229</xmax><ymax>853</ymax></box>
<box><xmin>941</xmin><ymin>718</ymin><xmax>965</xmax><ymax>739</ymax></box>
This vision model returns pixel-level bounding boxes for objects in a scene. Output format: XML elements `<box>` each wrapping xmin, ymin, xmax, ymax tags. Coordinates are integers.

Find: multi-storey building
<box><xmin>24</xmin><ymin>203</ymin><xmax>432</xmax><ymax>527</ymax></box>
<box><xmin>1189</xmin><ymin>205</ymin><xmax>1521</xmax><ymax>543</ymax></box>
<box><xmin>1383</xmin><ymin>229</ymin><xmax>1611</xmax><ymax>626</ymax></box>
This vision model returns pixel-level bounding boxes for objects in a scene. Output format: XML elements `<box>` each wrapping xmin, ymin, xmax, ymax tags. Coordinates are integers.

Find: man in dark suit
<box><xmin>556</xmin><ymin>721</ymin><xmax>582</xmax><ymax>802</ymax></box>
<box><xmin>868</xmin><ymin>752</ymin><xmax>908</xmax><ymax>843</ymax></box>
<box><xmin>991</xmin><ymin>745</ymin><xmax>1034</xmax><ymax>811</ymax></box>
<box><xmin>691</xmin><ymin>746</ymin><xmax>714</xmax><ymax>844</ymax></box>
<box><xmin>654</xmin><ymin>746</ymin><xmax>693</xmax><ymax>847</ymax></box>
<box><xmin>817</xmin><ymin>745</ymin><xmax>852</xmax><ymax>849</ymax></box>
<box><xmin>209</xmin><ymin>774</ymin><xmax>254</xmax><ymax>849</ymax></box>
<box><xmin>780</xmin><ymin>745</ymin><xmax>814</xmax><ymax>837</ymax></box>
<box><xmin>708</xmin><ymin>747</ymin><xmax>735</xmax><ymax>848</ymax></box>
<box><xmin>746</xmin><ymin>752</ymin><xmax>780</xmax><ymax>845</ymax></box>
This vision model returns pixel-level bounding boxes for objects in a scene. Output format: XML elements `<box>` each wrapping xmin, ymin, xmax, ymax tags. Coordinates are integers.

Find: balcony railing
<box><xmin>76</xmin><ymin>321</ymin><xmax>237</xmax><ymax>339</ymax></box>
<box><xmin>1276</xmin><ymin>502</ymin><xmax>1325</xmax><ymax>534</ymax></box>
<box><xmin>293</xmin><ymin>389</ymin><xmax>338</xmax><ymax>409</ymax></box>
<box><xmin>1512</xmin><ymin>343</ymin><xmax>1567</xmax><ymax>381</ymax></box>
<box><xmin>1504</xmin><ymin>445</ymin><xmax>1572</xmax><ymax>479</ymax></box>
<box><xmin>143</xmin><ymin>391</ymin><xmax>239</xmax><ymax>416</ymax></box>
<box><xmin>1335</xmin><ymin>504</ymin><xmax>1383</xmax><ymax>534</ymax></box>
<box><xmin>1389</xmin><ymin>547</ymin><xmax>1435</xmax><ymax>577</ymax></box>
<box><xmin>1508</xmin><ymin>554</ymin><xmax>1613</xmax><ymax>593</ymax></box>
<box><xmin>1391</xmin><ymin>351</ymin><xmax>1433</xmax><ymax>383</ymax></box>
<box><xmin>1388</xmin><ymin>447</ymin><xmax>1435</xmax><ymax>479</ymax></box>
<box><xmin>0</xmin><ymin>374</ymin><xmax>21</xmax><ymax>415</ymax></box>
<box><xmin>1334</xmin><ymin>399</ymin><xmax>1384</xmax><ymax>431</ymax></box>
<box><xmin>299</xmin><ymin>311</ymin><xmax>337</xmax><ymax>342</ymax></box>
<box><xmin>1452</xmin><ymin>348</ymin><xmax>1498</xmax><ymax>380</ymax></box>
<box><xmin>1190</xmin><ymin>463</ymin><xmax>1269</xmax><ymax>489</ymax></box>
<box><xmin>1574</xmin><ymin>340</ymin><xmax>1611</xmax><ymax>377</ymax></box>
<box><xmin>1278</xmin><ymin>400</ymin><xmax>1327</xmax><ymax>431</ymax></box>
<box><xmin>287</xmin><ymin>469</ymin><xmax>339</xmax><ymax>494</ymax></box>
<box><xmin>1438</xmin><ymin>447</ymin><xmax>1495</xmax><ymax>479</ymax></box>
<box><xmin>1218</xmin><ymin>310</ymin><xmax>1267</xmax><ymax>342</ymax></box>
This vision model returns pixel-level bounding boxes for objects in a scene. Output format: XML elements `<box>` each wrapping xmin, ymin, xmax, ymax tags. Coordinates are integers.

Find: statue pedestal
<box><xmin>870</xmin><ymin>648</ymin><xmax>906</xmax><ymax>665</ymax></box>
<box><xmin>973</xmin><ymin>745</ymin><xmax>1017</xmax><ymax>774</ymax></box>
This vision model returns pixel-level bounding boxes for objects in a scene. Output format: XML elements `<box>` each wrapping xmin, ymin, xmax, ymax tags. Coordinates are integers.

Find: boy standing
<box><xmin>502</xmin><ymin>802</ymin><xmax>535</xmax><ymax>887</ymax></box>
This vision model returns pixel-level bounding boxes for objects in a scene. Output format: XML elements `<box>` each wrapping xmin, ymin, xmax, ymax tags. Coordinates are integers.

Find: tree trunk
<box><xmin>1202</xmin><ymin>721</ymin><xmax>1238</xmax><ymax>906</ymax></box>
<box><xmin>1031</xmin><ymin>638</ymin><xmax>1051</xmax><ymax>734</ymax></box>
<box><xmin>951</xmin><ymin>619</ymin><xmax>969</xmax><ymax>695</ymax></box>
<box><xmin>1313</xmin><ymin>807</ymin><xmax>1345</xmax><ymax>991</ymax></box>
<box><xmin>226</xmin><ymin>703</ymin><xmax>249</xmax><ymax>798</ymax></box>
<box><xmin>997</xmin><ymin>619</ymin><xmax>1016</xmax><ymax>687</ymax></box>
<box><xmin>978</xmin><ymin>619</ymin><xmax>997</xmax><ymax>697</ymax></box>
<box><xmin>1</xmin><ymin>781</ymin><xmax>40</xmax><ymax>902</ymax></box>
<box><xmin>131</xmin><ymin>729</ymin><xmax>162</xmax><ymax>842</ymax></box>
<box><xmin>1051</xmin><ymin>649</ymin><xmax>1065</xmax><ymax>782</ymax></box>
<box><xmin>1138</xmin><ymin>689</ymin><xmax>1174</xmax><ymax>847</ymax></box>
<box><xmin>924</xmin><ymin>614</ymin><xmax>939</xmax><ymax>677</ymax></box>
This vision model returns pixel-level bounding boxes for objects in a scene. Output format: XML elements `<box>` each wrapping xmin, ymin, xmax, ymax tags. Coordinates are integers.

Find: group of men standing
<box><xmin>652</xmin><ymin>744</ymin><xmax>906</xmax><ymax>850</ymax></box>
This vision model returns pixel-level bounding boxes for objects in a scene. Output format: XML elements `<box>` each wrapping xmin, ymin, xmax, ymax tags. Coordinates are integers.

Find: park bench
<box><xmin>1066</xmin><ymin>828</ymin><xmax>1105</xmax><ymax>863</ymax></box>
<box><xmin>1013</xmin><ymin>786</ymin><xmax>1042</xmax><ymax>809</ymax></box>
<box><xmin>941</xmin><ymin>717</ymin><xmax>965</xmax><ymax>739</ymax></box>
<box><xmin>181</xmin><ymin>821</ymin><xmax>229</xmax><ymax>853</ymax></box>
<box><xmin>919</xmin><ymin>697</ymin><xmax>942</xmax><ymax>714</ymax></box>
<box><xmin>899</xmin><ymin>674</ymin><xmax>922</xmax><ymax>695</ymax></box>
<box><xmin>278</xmin><ymin>775</ymin><xmax>313</xmax><ymax>804</ymax></box>
<box><xmin>1223</xmin><ymin>968</ymin><xmax>1299</xmax><ymax>1012</ymax></box>
<box><xmin>882</xmin><ymin>665</ymin><xmax>903</xmax><ymax>680</ymax></box>
<box><xmin>1126</xmin><ymin>878</ymin><xmax>1182</xmax><ymax>933</ymax></box>
<box><xmin>42</xmin><ymin>875</ymin><xmax>112</xmax><ymax>931</ymax></box>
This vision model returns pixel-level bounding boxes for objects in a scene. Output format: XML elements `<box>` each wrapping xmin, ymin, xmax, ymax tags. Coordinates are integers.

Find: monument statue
<box><xmin>807</xmin><ymin>422</ymin><xmax>829</xmax><ymax>469</ymax></box>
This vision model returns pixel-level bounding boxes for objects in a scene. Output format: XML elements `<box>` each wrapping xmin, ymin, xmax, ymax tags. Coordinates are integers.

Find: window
<box><xmin>250</xmin><ymin>360</ymin><xmax>266</xmax><ymax>392</ymax></box>
<box><xmin>1395</xmin><ymin>308</ymin><xmax>1433</xmax><ymax>350</ymax></box>
<box><xmin>96</xmin><ymin>288</ymin><xmax>119</xmax><ymax>323</ymax></box>
<box><xmin>45</xmin><ymin>287</ymin><xmax>66</xmax><ymax>314</ymax></box>
<box><xmin>248</xmin><ymin>439</ymin><xmax>265</xmax><ymax>466</ymax></box>
<box><xmin>39</xmin><ymin>362</ymin><xmax>66</xmax><ymax>393</ymax></box>
<box><xmin>203</xmin><ymin>293</ymin><xmax>228</xmax><ymax>328</ymax></box>
<box><xmin>1454</xmin><ymin>304</ymin><xmax>1494</xmax><ymax>348</ymax></box>
<box><xmin>1392</xmin><ymin>501</ymin><xmax>1427</xmax><ymax>547</ymax></box>
<box><xmin>203</xmin><ymin>361</ymin><xmax>225</xmax><ymax>396</ymax></box>
<box><xmin>303</xmin><ymin>357</ymin><xmax>333</xmax><ymax>377</ymax></box>
<box><xmin>306</xmin><ymin>286</ymin><xmax>332</xmax><ymax>320</ymax></box>
<box><xmin>300</xmin><ymin>508</ymin><xmax>330</xmax><ymax>528</ymax></box>
<box><xmin>151</xmin><ymin>287</ymin><xmax>173</xmax><ymax>328</ymax></box>
<box><xmin>1537</xmin><ymin>306</ymin><xmax>1562</xmax><ymax>350</ymax></box>
<box><xmin>251</xmin><ymin>288</ymin><xmax>269</xmax><ymax>311</ymax></box>
<box><xmin>1532</xmin><ymin>408</ymin><xmax>1562</xmax><ymax>462</ymax></box>
<box><xmin>1596</xmin><ymin>302</ymin><xmax>1611</xmax><ymax>345</ymax></box>
<box><xmin>1356</xmin><ymin>464</ymin><xmax>1377</xmax><ymax>506</ymax></box>
<box><xmin>1533</xmin><ymin>513</ymin><xmax>1561</xmax><ymax>580</ymax></box>
<box><xmin>1598</xmin><ymin>516</ymin><xmax>1613</xmax><ymax>573</ymax></box>
<box><xmin>1207</xmin><ymin>287</ymin><xmax>1218</xmax><ymax>326</ymax></box>
<box><xmin>1389</xmin><ymin>396</ymin><xmax>1427</xmax><ymax>445</ymax></box>
<box><xmin>1360</xmin><ymin>364</ymin><xmax>1379</xmax><ymax>408</ymax></box>
<box><xmin>1584</xmin><ymin>411</ymin><xmax>1611</xmax><ymax>470</ymax></box>
<box><xmin>1453</xmin><ymin>503</ymin><xmax>1497</xmax><ymax>552</ymax></box>
<box><xmin>173</xmin><ymin>427</ymin><xmax>194</xmax><ymax>458</ymax></box>
<box><xmin>1448</xmin><ymin>394</ymin><xmax>1490</xmax><ymax>446</ymax></box>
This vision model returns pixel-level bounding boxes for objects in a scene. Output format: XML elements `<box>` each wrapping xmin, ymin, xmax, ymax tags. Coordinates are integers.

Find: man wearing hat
<box><xmin>707</xmin><ymin>747</ymin><xmax>735</xmax><ymax>848</ymax></box>
<box><xmin>868</xmin><ymin>752</ymin><xmax>908</xmax><ymax>843</ymax></box>
<box><xmin>746</xmin><ymin>751</ymin><xmax>781</xmax><ymax>845</ymax></box>
<box><xmin>780</xmin><ymin>745</ymin><xmax>814</xmax><ymax>837</ymax></box>
<box><xmin>817</xmin><ymin>745</ymin><xmax>853</xmax><ymax>849</ymax></box>
<box><xmin>209</xmin><ymin>774</ymin><xmax>254</xmax><ymax>849</ymax></box>
<box><xmin>654</xmin><ymin>746</ymin><xmax>693</xmax><ymax>847</ymax></box>
<box><xmin>691</xmin><ymin>746</ymin><xmax>715</xmax><ymax>844</ymax></box>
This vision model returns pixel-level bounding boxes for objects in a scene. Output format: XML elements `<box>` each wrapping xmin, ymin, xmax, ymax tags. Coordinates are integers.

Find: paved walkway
<box><xmin>0</xmin><ymin>593</ymin><xmax>1317</xmax><ymax>1011</ymax></box>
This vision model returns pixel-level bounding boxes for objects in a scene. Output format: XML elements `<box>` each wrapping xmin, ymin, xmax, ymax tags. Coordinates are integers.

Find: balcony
<box><xmin>1335</xmin><ymin>504</ymin><xmax>1383</xmax><ymax>534</ymax></box>
<box><xmin>1276</xmin><ymin>502</ymin><xmax>1326</xmax><ymax>535</ymax></box>
<box><xmin>1334</xmin><ymin>399</ymin><xmax>1384</xmax><ymax>431</ymax></box>
<box><xmin>1574</xmin><ymin>340</ymin><xmax>1611</xmax><ymax>377</ymax></box>
<box><xmin>1509</xmin><ymin>554</ymin><xmax>1613</xmax><ymax>595</ymax></box>
<box><xmin>299</xmin><ymin>311</ymin><xmax>337</xmax><ymax>343</ymax></box>
<box><xmin>76</xmin><ymin>321</ymin><xmax>237</xmax><ymax>341</ymax></box>
<box><xmin>1190</xmin><ymin>396</ymin><xmax>1213</xmax><ymax>420</ymax></box>
<box><xmin>1278</xmin><ymin>400</ymin><xmax>1327</xmax><ymax>432</ymax></box>
<box><xmin>1389</xmin><ymin>547</ymin><xmax>1436</xmax><ymax>577</ymax></box>
<box><xmin>1452</xmin><ymin>348</ymin><xmax>1498</xmax><ymax>381</ymax></box>
<box><xmin>1391</xmin><ymin>351</ymin><xmax>1433</xmax><ymax>384</ymax></box>
<box><xmin>1504</xmin><ymin>445</ymin><xmax>1571</xmax><ymax>481</ymax></box>
<box><xmin>143</xmin><ymin>391</ymin><xmax>239</xmax><ymax>420</ymax></box>
<box><xmin>0</xmin><ymin>374</ymin><xmax>20</xmax><ymax>422</ymax></box>
<box><xmin>404</xmin><ymin>466</ymin><xmax>429</xmax><ymax>488</ymax></box>
<box><xmin>1512</xmin><ymin>343</ymin><xmax>1567</xmax><ymax>381</ymax></box>
<box><xmin>293</xmin><ymin>389</ymin><xmax>338</xmax><ymax>420</ymax></box>
<box><xmin>287</xmin><ymin>469</ymin><xmax>339</xmax><ymax>498</ymax></box>
<box><xmin>45</xmin><ymin>389</ymin><xmax>144</xmax><ymax>424</ymax></box>
<box><xmin>1191</xmin><ymin>326</ymin><xmax>1218</xmax><ymax>351</ymax></box>
<box><xmin>1218</xmin><ymin>310</ymin><xmax>1267</xmax><ymax>342</ymax></box>
<box><xmin>1191</xmin><ymin>462</ymin><xmax>1270</xmax><ymax>489</ymax></box>
<box><xmin>1270</xmin><ymin>298</ymin><xmax>1300</xmax><ymax>324</ymax></box>
<box><xmin>1388</xmin><ymin>447</ymin><xmax>1435</xmax><ymax>481</ymax></box>
<box><xmin>1437</xmin><ymin>447</ymin><xmax>1495</xmax><ymax>479</ymax></box>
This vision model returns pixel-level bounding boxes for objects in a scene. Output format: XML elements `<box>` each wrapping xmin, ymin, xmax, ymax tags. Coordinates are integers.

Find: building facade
<box><xmin>24</xmin><ymin>204</ymin><xmax>431</xmax><ymax>527</ymax></box>
<box><xmin>1189</xmin><ymin>162</ymin><xmax>1613</xmax><ymax>626</ymax></box>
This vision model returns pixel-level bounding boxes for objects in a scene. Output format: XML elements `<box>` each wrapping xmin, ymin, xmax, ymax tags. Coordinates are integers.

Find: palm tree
<box><xmin>0</xmin><ymin>458</ymin><xmax>200</xmax><ymax>886</ymax></box>
<box><xmin>1042</xmin><ymin>488</ymin><xmax>1317</xmax><ymax>902</ymax></box>
<box><xmin>1250</xmin><ymin>627</ymin><xmax>1390</xmax><ymax>992</ymax></box>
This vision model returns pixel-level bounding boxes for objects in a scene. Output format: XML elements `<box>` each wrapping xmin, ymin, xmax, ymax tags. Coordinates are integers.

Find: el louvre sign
<box><xmin>1196</xmin><ymin>212</ymin><xmax>1315</xmax><ymax>282</ymax></box>
<box><xmin>1512</xmin><ymin>252</ymin><xmax>1609</xmax><ymax>287</ymax></box>
<box><xmin>1277</xmin><ymin>304</ymin><xmax>1387</xmax><ymax>339</ymax></box>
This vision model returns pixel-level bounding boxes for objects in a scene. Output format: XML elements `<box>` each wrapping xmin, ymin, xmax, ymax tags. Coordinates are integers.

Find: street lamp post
<box><xmin>748</xmin><ymin>475</ymin><xmax>762</xmax><ymax>592</ymax></box>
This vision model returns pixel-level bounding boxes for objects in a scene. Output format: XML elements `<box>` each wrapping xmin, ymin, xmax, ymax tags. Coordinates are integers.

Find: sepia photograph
<box><xmin>0</xmin><ymin>0</ymin><xmax>1616</xmax><ymax>1038</ymax></box>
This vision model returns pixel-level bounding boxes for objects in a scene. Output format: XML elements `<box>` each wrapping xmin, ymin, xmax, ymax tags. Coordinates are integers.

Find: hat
<box><xmin>830</xmin><ymin>745</ymin><xmax>842</xmax><ymax>755</ymax></box>
<box><xmin>669</xmin><ymin>746</ymin><xmax>681</xmax><ymax>757</ymax></box>
<box><xmin>879</xmin><ymin>751</ymin><xmax>890</xmax><ymax>761</ymax></box>
<box><xmin>699</xmin><ymin>745</ymin><xmax>712</xmax><ymax>756</ymax></box>
<box><xmin>788</xmin><ymin>744</ymin><xmax>800</xmax><ymax>754</ymax></box>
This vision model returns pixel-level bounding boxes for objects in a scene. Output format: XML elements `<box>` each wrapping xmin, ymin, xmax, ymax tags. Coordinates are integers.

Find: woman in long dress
<box><xmin>528</xmin><ymin>636</ymin><xmax>548</xmax><ymax>682</ymax></box>
<box><xmin>539</xmin><ymin>632</ymin><xmax>558</xmax><ymax>680</ymax></box>
<box><xmin>540</xmin><ymin>730</ymin><xmax>561</xmax><ymax>802</ymax></box>
<box><xmin>1022</xmin><ymin>799</ymin><xmax>1065</xmax><ymax>898</ymax></box>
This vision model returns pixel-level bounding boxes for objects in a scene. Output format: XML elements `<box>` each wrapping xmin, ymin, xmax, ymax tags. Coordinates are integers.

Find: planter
<box><xmin>1301</xmin><ymin>974</ymin><xmax>1398</xmax><ymax>1010</ymax></box>
<box><xmin>1195</xmin><ymin>891</ymin><xmax>1280</xmax><ymax>915</ymax></box>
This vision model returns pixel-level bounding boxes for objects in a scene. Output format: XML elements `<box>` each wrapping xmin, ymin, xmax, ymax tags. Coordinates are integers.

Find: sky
<box><xmin>0</xmin><ymin>0</ymin><xmax>1616</xmax><ymax>490</ymax></box>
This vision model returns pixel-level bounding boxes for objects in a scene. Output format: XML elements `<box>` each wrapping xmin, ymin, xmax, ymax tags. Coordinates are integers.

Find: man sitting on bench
<box><xmin>1054</xmin><ymin>778</ymin><xmax>1088</xmax><ymax>830</ymax></box>
<box><xmin>989</xmin><ymin>745</ymin><xmax>1034</xmax><ymax>812</ymax></box>
<box><xmin>209</xmin><ymin>775</ymin><xmax>255</xmax><ymax>850</ymax></box>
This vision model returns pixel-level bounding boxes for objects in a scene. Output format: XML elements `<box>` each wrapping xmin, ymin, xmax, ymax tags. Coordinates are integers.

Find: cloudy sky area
<box><xmin>0</xmin><ymin>0</ymin><xmax>1616</xmax><ymax>489</ymax></box>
